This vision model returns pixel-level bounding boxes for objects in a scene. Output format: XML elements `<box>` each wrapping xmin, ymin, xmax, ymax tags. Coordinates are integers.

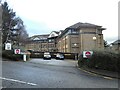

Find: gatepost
<box><xmin>23</xmin><ymin>54</ymin><xmax>26</xmax><ymax>62</ymax></box>
<box><xmin>20</xmin><ymin>52</ymin><xmax>27</xmax><ymax>62</ymax></box>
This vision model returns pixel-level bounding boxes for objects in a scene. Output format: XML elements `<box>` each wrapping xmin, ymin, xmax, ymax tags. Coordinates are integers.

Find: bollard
<box><xmin>23</xmin><ymin>54</ymin><xmax>26</xmax><ymax>61</ymax></box>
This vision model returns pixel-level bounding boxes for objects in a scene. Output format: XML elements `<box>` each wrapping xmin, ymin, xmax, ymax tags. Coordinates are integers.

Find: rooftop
<box><xmin>112</xmin><ymin>40</ymin><xmax>120</xmax><ymax>45</ymax></box>
<box><xmin>66</xmin><ymin>22</ymin><xmax>103</xmax><ymax>29</ymax></box>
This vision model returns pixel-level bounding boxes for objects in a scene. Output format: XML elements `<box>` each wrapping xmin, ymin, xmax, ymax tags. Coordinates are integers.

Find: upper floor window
<box><xmin>67</xmin><ymin>29</ymin><xmax>79</xmax><ymax>34</ymax></box>
<box><xmin>71</xmin><ymin>29</ymin><xmax>79</xmax><ymax>34</ymax></box>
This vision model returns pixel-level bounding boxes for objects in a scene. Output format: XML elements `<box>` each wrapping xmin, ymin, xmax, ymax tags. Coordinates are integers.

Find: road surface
<box><xmin>2</xmin><ymin>58</ymin><xmax>118</xmax><ymax>88</ymax></box>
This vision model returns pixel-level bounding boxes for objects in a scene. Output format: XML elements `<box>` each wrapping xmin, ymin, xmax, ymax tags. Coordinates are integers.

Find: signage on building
<box><xmin>14</xmin><ymin>49</ymin><xmax>21</xmax><ymax>54</ymax></box>
<box><xmin>83</xmin><ymin>51</ymin><xmax>93</xmax><ymax>58</ymax></box>
<box><xmin>5</xmin><ymin>43</ymin><xmax>11</xmax><ymax>50</ymax></box>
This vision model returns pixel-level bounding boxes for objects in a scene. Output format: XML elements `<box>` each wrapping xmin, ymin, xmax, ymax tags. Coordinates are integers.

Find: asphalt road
<box><xmin>2</xmin><ymin>58</ymin><xmax>119</xmax><ymax>88</ymax></box>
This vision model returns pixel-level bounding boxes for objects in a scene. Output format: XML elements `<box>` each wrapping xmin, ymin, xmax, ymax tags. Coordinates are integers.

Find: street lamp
<box><xmin>93</xmin><ymin>36</ymin><xmax>96</xmax><ymax>40</ymax></box>
<box><xmin>74</xmin><ymin>43</ymin><xmax>77</xmax><ymax>60</ymax></box>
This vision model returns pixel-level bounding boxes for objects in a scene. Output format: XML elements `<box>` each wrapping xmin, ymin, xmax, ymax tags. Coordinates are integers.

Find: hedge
<box><xmin>78</xmin><ymin>50</ymin><xmax>120</xmax><ymax>72</ymax></box>
<box><xmin>2</xmin><ymin>50</ymin><xmax>30</xmax><ymax>61</ymax></box>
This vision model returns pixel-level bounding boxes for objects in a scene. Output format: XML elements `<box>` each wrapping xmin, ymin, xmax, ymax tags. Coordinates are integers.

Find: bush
<box><xmin>30</xmin><ymin>52</ymin><xmax>43</xmax><ymax>58</ymax></box>
<box><xmin>2</xmin><ymin>50</ymin><xmax>30</xmax><ymax>61</ymax></box>
<box><xmin>78</xmin><ymin>50</ymin><xmax>119</xmax><ymax>72</ymax></box>
<box><xmin>2</xmin><ymin>50</ymin><xmax>14</xmax><ymax>59</ymax></box>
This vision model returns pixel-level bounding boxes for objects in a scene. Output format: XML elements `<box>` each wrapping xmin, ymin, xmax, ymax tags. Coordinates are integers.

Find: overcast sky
<box><xmin>5</xmin><ymin>0</ymin><xmax>119</xmax><ymax>44</ymax></box>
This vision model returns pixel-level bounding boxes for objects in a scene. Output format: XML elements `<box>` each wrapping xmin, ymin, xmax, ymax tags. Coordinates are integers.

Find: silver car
<box><xmin>43</xmin><ymin>52</ymin><xmax>51</xmax><ymax>59</ymax></box>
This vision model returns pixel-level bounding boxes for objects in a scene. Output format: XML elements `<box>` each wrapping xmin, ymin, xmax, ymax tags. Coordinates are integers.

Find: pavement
<box><xmin>77</xmin><ymin>65</ymin><xmax>119</xmax><ymax>79</ymax></box>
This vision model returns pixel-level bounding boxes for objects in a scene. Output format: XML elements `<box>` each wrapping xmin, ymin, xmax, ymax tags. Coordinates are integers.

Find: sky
<box><xmin>4</xmin><ymin>0</ymin><xmax>119</xmax><ymax>44</ymax></box>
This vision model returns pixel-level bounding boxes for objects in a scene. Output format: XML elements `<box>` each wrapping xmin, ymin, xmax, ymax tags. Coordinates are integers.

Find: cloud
<box><xmin>6</xmin><ymin>0</ymin><xmax>119</xmax><ymax>43</ymax></box>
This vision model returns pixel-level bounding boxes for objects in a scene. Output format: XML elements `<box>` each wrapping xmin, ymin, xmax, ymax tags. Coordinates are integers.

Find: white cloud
<box><xmin>6</xmin><ymin>0</ymin><xmax>119</xmax><ymax>43</ymax></box>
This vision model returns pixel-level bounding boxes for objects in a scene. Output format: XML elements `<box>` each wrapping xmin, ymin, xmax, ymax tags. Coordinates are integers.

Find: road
<box><xmin>2</xmin><ymin>58</ymin><xmax>118</xmax><ymax>88</ymax></box>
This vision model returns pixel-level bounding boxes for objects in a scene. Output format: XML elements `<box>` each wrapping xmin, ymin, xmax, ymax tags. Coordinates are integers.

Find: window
<box><xmin>71</xmin><ymin>29</ymin><xmax>79</xmax><ymax>34</ymax></box>
<box><xmin>49</xmin><ymin>39</ymin><xmax>52</xmax><ymax>42</ymax></box>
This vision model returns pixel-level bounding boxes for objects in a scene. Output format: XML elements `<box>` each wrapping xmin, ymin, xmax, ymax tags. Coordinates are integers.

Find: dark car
<box><xmin>56</xmin><ymin>53</ymin><xmax>64</xmax><ymax>60</ymax></box>
<box><xmin>43</xmin><ymin>52</ymin><xmax>51</xmax><ymax>60</ymax></box>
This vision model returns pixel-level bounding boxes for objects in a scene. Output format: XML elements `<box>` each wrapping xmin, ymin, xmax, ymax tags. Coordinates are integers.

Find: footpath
<box><xmin>78</xmin><ymin>66</ymin><xmax>119</xmax><ymax>79</ymax></box>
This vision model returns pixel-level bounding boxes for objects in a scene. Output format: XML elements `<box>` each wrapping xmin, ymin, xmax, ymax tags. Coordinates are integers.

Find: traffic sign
<box><xmin>83</xmin><ymin>51</ymin><xmax>93</xmax><ymax>58</ymax></box>
<box><xmin>14</xmin><ymin>49</ymin><xmax>20</xmax><ymax>54</ymax></box>
<box><xmin>85</xmin><ymin>51</ymin><xmax>91</xmax><ymax>58</ymax></box>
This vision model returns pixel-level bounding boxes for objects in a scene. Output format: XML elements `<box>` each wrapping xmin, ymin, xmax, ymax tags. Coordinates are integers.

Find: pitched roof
<box><xmin>29</xmin><ymin>34</ymin><xmax>49</xmax><ymax>40</ymax></box>
<box><xmin>57</xmin><ymin>22</ymin><xmax>106</xmax><ymax>39</ymax></box>
<box><xmin>48</xmin><ymin>31</ymin><xmax>59</xmax><ymax>38</ymax></box>
<box><xmin>112</xmin><ymin>40</ymin><xmax>120</xmax><ymax>45</ymax></box>
<box><xmin>53</xmin><ymin>31</ymin><xmax>59</xmax><ymax>34</ymax></box>
<box><xmin>66</xmin><ymin>22</ymin><xmax>103</xmax><ymax>29</ymax></box>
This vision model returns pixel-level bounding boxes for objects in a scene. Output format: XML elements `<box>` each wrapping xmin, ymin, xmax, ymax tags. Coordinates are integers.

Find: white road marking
<box><xmin>103</xmin><ymin>77</ymin><xmax>113</xmax><ymax>80</ymax></box>
<box><xmin>0</xmin><ymin>77</ymin><xmax>37</xmax><ymax>86</ymax></box>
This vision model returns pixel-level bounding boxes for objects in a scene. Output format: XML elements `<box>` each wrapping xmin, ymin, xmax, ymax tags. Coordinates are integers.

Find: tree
<box><xmin>2</xmin><ymin>1</ymin><xmax>17</xmax><ymax>44</ymax></box>
<box><xmin>12</xmin><ymin>17</ymin><xmax>28</xmax><ymax>46</ymax></box>
<box><xmin>104</xmin><ymin>40</ymin><xmax>109</xmax><ymax>48</ymax></box>
<box><xmin>1</xmin><ymin>1</ymin><xmax>28</xmax><ymax>50</ymax></box>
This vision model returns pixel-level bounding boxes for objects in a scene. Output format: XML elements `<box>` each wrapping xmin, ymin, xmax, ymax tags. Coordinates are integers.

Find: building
<box><xmin>25</xmin><ymin>22</ymin><xmax>105</xmax><ymax>54</ymax></box>
<box><xmin>57</xmin><ymin>22</ymin><xmax>105</xmax><ymax>54</ymax></box>
<box><xmin>25</xmin><ymin>31</ymin><xmax>60</xmax><ymax>52</ymax></box>
<box><xmin>111</xmin><ymin>40</ymin><xmax>120</xmax><ymax>52</ymax></box>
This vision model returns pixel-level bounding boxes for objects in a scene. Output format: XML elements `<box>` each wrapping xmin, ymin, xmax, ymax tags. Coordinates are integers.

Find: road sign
<box><xmin>83</xmin><ymin>51</ymin><xmax>93</xmax><ymax>58</ymax></box>
<box><xmin>5</xmin><ymin>43</ymin><xmax>11</xmax><ymax>50</ymax></box>
<box><xmin>85</xmin><ymin>51</ymin><xmax>91</xmax><ymax>58</ymax></box>
<box><xmin>14</xmin><ymin>49</ymin><xmax>20</xmax><ymax>54</ymax></box>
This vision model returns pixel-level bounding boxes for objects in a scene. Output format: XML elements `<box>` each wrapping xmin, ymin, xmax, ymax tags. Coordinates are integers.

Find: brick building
<box><xmin>25</xmin><ymin>31</ymin><xmax>60</xmax><ymax>52</ymax></box>
<box><xmin>57</xmin><ymin>22</ymin><xmax>105</xmax><ymax>54</ymax></box>
<box><xmin>25</xmin><ymin>22</ymin><xmax>105</xmax><ymax>54</ymax></box>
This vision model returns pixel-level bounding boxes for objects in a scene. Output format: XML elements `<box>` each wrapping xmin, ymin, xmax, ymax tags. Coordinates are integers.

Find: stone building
<box><xmin>25</xmin><ymin>22</ymin><xmax>105</xmax><ymax>54</ymax></box>
<box><xmin>57</xmin><ymin>22</ymin><xmax>105</xmax><ymax>54</ymax></box>
<box><xmin>25</xmin><ymin>31</ymin><xmax>60</xmax><ymax>52</ymax></box>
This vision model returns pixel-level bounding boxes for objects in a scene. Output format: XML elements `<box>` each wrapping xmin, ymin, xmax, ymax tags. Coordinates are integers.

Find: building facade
<box><xmin>25</xmin><ymin>22</ymin><xmax>105</xmax><ymax>54</ymax></box>
<box><xmin>25</xmin><ymin>31</ymin><xmax>60</xmax><ymax>52</ymax></box>
<box><xmin>57</xmin><ymin>22</ymin><xmax>105</xmax><ymax>54</ymax></box>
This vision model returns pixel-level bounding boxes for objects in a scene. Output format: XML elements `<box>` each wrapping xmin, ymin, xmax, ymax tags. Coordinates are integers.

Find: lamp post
<box><xmin>93</xmin><ymin>36</ymin><xmax>97</xmax><ymax>49</ymax></box>
<box><xmin>74</xmin><ymin>43</ymin><xmax>77</xmax><ymax>60</ymax></box>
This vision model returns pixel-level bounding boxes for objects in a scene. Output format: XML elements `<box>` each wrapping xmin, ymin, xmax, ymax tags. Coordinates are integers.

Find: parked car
<box><xmin>43</xmin><ymin>52</ymin><xmax>51</xmax><ymax>59</ymax></box>
<box><xmin>56</xmin><ymin>53</ymin><xmax>64</xmax><ymax>60</ymax></box>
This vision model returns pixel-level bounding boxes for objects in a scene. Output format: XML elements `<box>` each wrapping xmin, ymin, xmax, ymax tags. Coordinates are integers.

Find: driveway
<box><xmin>28</xmin><ymin>58</ymin><xmax>77</xmax><ymax>67</ymax></box>
<box><xmin>2</xmin><ymin>58</ymin><xmax>118</xmax><ymax>88</ymax></box>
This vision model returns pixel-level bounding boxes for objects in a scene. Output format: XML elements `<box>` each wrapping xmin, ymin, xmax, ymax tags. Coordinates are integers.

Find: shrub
<box><xmin>2</xmin><ymin>50</ymin><xmax>30</xmax><ymax>61</ymax></box>
<box><xmin>2</xmin><ymin>50</ymin><xmax>14</xmax><ymax>59</ymax></box>
<box><xmin>78</xmin><ymin>50</ymin><xmax>119</xmax><ymax>72</ymax></box>
<box><xmin>30</xmin><ymin>52</ymin><xmax>43</xmax><ymax>58</ymax></box>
